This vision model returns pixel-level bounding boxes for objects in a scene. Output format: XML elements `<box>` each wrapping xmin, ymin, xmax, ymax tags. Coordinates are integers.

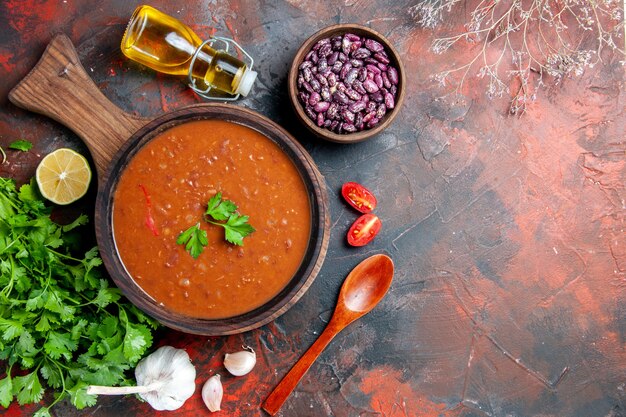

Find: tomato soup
<box><xmin>112</xmin><ymin>120</ymin><xmax>311</xmax><ymax>319</ymax></box>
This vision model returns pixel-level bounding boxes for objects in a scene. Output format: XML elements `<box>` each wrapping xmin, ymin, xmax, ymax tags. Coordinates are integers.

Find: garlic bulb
<box><xmin>224</xmin><ymin>346</ymin><xmax>256</xmax><ymax>376</ymax></box>
<box><xmin>86</xmin><ymin>346</ymin><xmax>196</xmax><ymax>411</ymax></box>
<box><xmin>202</xmin><ymin>374</ymin><xmax>223</xmax><ymax>412</ymax></box>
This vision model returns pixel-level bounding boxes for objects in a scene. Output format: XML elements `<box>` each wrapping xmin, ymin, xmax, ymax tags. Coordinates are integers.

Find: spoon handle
<box><xmin>262</xmin><ymin>321</ymin><xmax>341</xmax><ymax>415</ymax></box>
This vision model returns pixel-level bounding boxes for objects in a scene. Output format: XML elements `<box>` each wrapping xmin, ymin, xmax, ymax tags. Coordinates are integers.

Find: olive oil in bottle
<box><xmin>121</xmin><ymin>5</ymin><xmax>257</xmax><ymax>97</ymax></box>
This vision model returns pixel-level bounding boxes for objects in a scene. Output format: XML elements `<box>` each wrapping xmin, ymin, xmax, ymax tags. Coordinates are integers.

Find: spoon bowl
<box><xmin>262</xmin><ymin>254</ymin><xmax>394</xmax><ymax>415</ymax></box>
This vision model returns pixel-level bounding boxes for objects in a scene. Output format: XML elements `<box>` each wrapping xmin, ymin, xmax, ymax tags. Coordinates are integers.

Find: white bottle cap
<box><xmin>236</xmin><ymin>69</ymin><xmax>257</xmax><ymax>97</ymax></box>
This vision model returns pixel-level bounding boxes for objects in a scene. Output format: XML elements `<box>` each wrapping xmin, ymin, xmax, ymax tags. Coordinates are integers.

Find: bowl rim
<box><xmin>94</xmin><ymin>103</ymin><xmax>330</xmax><ymax>335</ymax></box>
<box><xmin>288</xmin><ymin>23</ymin><xmax>406</xmax><ymax>144</ymax></box>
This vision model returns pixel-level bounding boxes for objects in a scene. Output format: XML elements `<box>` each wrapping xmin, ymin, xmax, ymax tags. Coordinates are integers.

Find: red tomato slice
<box><xmin>347</xmin><ymin>214</ymin><xmax>382</xmax><ymax>247</ymax></box>
<box><xmin>341</xmin><ymin>182</ymin><xmax>377</xmax><ymax>213</ymax></box>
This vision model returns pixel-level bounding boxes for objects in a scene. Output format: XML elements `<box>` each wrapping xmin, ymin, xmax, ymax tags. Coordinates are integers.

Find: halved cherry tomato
<box><xmin>347</xmin><ymin>213</ymin><xmax>382</xmax><ymax>247</ymax></box>
<box><xmin>341</xmin><ymin>182</ymin><xmax>377</xmax><ymax>213</ymax></box>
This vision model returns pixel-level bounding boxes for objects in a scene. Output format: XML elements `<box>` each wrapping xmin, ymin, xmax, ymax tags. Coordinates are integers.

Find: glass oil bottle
<box><xmin>121</xmin><ymin>5</ymin><xmax>257</xmax><ymax>98</ymax></box>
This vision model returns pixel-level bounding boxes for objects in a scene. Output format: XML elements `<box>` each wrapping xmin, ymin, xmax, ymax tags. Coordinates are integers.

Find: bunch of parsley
<box><xmin>0</xmin><ymin>177</ymin><xmax>159</xmax><ymax>416</ymax></box>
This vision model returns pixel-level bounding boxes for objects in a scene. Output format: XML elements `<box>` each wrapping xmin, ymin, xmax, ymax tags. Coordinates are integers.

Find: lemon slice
<box><xmin>36</xmin><ymin>148</ymin><xmax>92</xmax><ymax>205</ymax></box>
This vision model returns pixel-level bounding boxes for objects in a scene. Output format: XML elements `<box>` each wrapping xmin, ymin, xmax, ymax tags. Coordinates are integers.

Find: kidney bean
<box><xmin>342</xmin><ymin>109</ymin><xmax>356</xmax><ymax>123</ymax></box>
<box><xmin>361</xmin><ymin>93</ymin><xmax>370</xmax><ymax>103</ymax></box>
<box><xmin>377</xmin><ymin>63</ymin><xmax>388</xmax><ymax>71</ymax></box>
<box><xmin>374</xmin><ymin>73</ymin><xmax>384</xmax><ymax>89</ymax></box>
<box><xmin>333</xmin><ymin>90</ymin><xmax>349</xmax><ymax>104</ymax></box>
<box><xmin>365</xmin><ymin>39</ymin><xmax>385</xmax><ymax>53</ymax></box>
<box><xmin>305</xmin><ymin>107</ymin><xmax>317</xmax><ymax>121</ymax></box>
<box><xmin>366</xmin><ymin>71</ymin><xmax>375</xmax><ymax>80</ymax></box>
<box><xmin>313</xmin><ymin>38</ymin><xmax>330</xmax><ymax>50</ymax></box>
<box><xmin>298</xmin><ymin>91</ymin><xmax>308</xmax><ymax>104</ymax></box>
<box><xmin>303</xmin><ymin>81</ymin><xmax>314</xmax><ymax>94</ymax></box>
<box><xmin>299</xmin><ymin>61</ymin><xmax>313</xmax><ymax>70</ymax></box>
<box><xmin>338</xmin><ymin>52</ymin><xmax>348</xmax><ymax>62</ymax></box>
<box><xmin>319</xmin><ymin>43</ymin><xmax>332</xmax><ymax>57</ymax></box>
<box><xmin>314</xmin><ymin>101</ymin><xmax>330</xmax><ymax>112</ymax></box>
<box><xmin>348</xmin><ymin>100</ymin><xmax>366</xmax><ymax>113</ymax></box>
<box><xmin>384</xmin><ymin>92</ymin><xmax>395</xmax><ymax>109</ymax></box>
<box><xmin>345</xmin><ymin>88</ymin><xmax>361</xmax><ymax>101</ymax></box>
<box><xmin>390</xmin><ymin>85</ymin><xmax>397</xmax><ymax>95</ymax></box>
<box><xmin>345</xmin><ymin>33</ymin><xmax>361</xmax><ymax>42</ymax></box>
<box><xmin>311</xmin><ymin>52</ymin><xmax>319</xmax><ymax>64</ymax></box>
<box><xmin>311</xmin><ymin>66</ymin><xmax>318</xmax><ymax>74</ymax></box>
<box><xmin>332</xmin><ymin>39</ymin><xmax>342</xmax><ymax>50</ymax></box>
<box><xmin>382</xmin><ymin>72</ymin><xmax>392</xmax><ymax>89</ymax></box>
<box><xmin>376</xmin><ymin>103</ymin><xmax>386</xmax><ymax>119</ymax></box>
<box><xmin>387</xmin><ymin>67</ymin><xmax>398</xmax><ymax>85</ymax></box>
<box><xmin>321</xmin><ymin>87</ymin><xmax>331</xmax><ymax>101</ymax></box>
<box><xmin>350</xmin><ymin>59</ymin><xmax>364</xmax><ymax>68</ymax></box>
<box><xmin>374</xmin><ymin>52</ymin><xmax>389</xmax><ymax>64</ymax></box>
<box><xmin>371</xmin><ymin>91</ymin><xmax>384</xmax><ymax>102</ymax></box>
<box><xmin>332</xmin><ymin>61</ymin><xmax>343</xmax><ymax>73</ymax></box>
<box><xmin>358</xmin><ymin>67</ymin><xmax>368</xmax><ymax>82</ymax></box>
<box><xmin>363</xmin><ymin>79</ymin><xmax>379</xmax><ymax>93</ymax></box>
<box><xmin>367</xmin><ymin>117</ymin><xmax>380</xmax><ymax>129</ymax></box>
<box><xmin>341</xmin><ymin>38</ymin><xmax>352</xmax><ymax>55</ymax></box>
<box><xmin>330</xmin><ymin>120</ymin><xmax>339</xmax><ymax>131</ymax></box>
<box><xmin>340</xmin><ymin>63</ymin><xmax>352</xmax><ymax>79</ymax></box>
<box><xmin>303</xmin><ymin>67</ymin><xmax>312</xmax><ymax>82</ymax></box>
<box><xmin>362</xmin><ymin>111</ymin><xmax>376</xmax><ymax>123</ymax></box>
<box><xmin>308</xmin><ymin>92</ymin><xmax>321</xmax><ymax>106</ymax></box>
<box><xmin>355</xmin><ymin>112</ymin><xmax>364</xmax><ymax>129</ymax></box>
<box><xmin>328</xmin><ymin>51</ymin><xmax>339</xmax><ymax>66</ymax></box>
<box><xmin>353</xmin><ymin>79</ymin><xmax>366</xmax><ymax>95</ymax></box>
<box><xmin>318</xmin><ymin>58</ymin><xmax>328</xmax><ymax>72</ymax></box>
<box><xmin>323</xmin><ymin>119</ymin><xmax>332</xmax><ymax>128</ymax></box>
<box><xmin>366</xmin><ymin>101</ymin><xmax>377</xmax><ymax>112</ymax></box>
<box><xmin>364</xmin><ymin>57</ymin><xmax>378</xmax><ymax>65</ymax></box>
<box><xmin>366</xmin><ymin>64</ymin><xmax>381</xmax><ymax>74</ymax></box>
<box><xmin>297</xmin><ymin>75</ymin><xmax>305</xmax><ymax>88</ymax></box>
<box><xmin>352</xmin><ymin>48</ymin><xmax>371</xmax><ymax>59</ymax></box>
<box><xmin>327</xmin><ymin>72</ymin><xmax>337</xmax><ymax>87</ymax></box>
<box><xmin>317</xmin><ymin>73</ymin><xmax>328</xmax><ymax>86</ymax></box>
<box><xmin>327</xmin><ymin>103</ymin><xmax>339</xmax><ymax>119</ymax></box>
<box><xmin>316</xmin><ymin>112</ymin><xmax>325</xmax><ymax>127</ymax></box>
<box><xmin>350</xmin><ymin>41</ymin><xmax>362</xmax><ymax>52</ymax></box>
<box><xmin>337</xmin><ymin>122</ymin><xmax>344</xmax><ymax>133</ymax></box>
<box><xmin>343</xmin><ymin>123</ymin><xmax>357</xmax><ymax>133</ymax></box>
<box><xmin>336</xmin><ymin>82</ymin><xmax>347</xmax><ymax>92</ymax></box>
<box><xmin>310</xmin><ymin>78</ymin><xmax>321</xmax><ymax>92</ymax></box>
<box><xmin>345</xmin><ymin>68</ymin><xmax>359</xmax><ymax>85</ymax></box>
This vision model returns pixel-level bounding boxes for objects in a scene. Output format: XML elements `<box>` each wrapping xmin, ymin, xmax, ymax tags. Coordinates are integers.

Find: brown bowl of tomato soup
<box><xmin>97</xmin><ymin>104</ymin><xmax>329</xmax><ymax>335</ymax></box>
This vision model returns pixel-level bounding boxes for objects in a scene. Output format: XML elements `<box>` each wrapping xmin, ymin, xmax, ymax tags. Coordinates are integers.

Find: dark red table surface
<box><xmin>1</xmin><ymin>1</ymin><xmax>625</xmax><ymax>416</ymax></box>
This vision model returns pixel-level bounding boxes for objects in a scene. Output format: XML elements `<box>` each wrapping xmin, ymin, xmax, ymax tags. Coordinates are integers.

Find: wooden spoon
<box><xmin>262</xmin><ymin>254</ymin><xmax>394</xmax><ymax>415</ymax></box>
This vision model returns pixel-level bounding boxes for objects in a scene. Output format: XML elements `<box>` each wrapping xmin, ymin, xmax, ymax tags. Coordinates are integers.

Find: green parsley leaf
<box><xmin>33</xmin><ymin>408</ymin><xmax>52</xmax><ymax>417</ymax></box>
<box><xmin>44</xmin><ymin>331</ymin><xmax>78</xmax><ymax>361</ymax></box>
<box><xmin>13</xmin><ymin>371</ymin><xmax>44</xmax><ymax>405</ymax></box>
<box><xmin>8</xmin><ymin>140</ymin><xmax>33</xmax><ymax>152</ymax></box>
<box><xmin>0</xmin><ymin>375</ymin><xmax>13</xmax><ymax>407</ymax></box>
<box><xmin>176</xmin><ymin>222</ymin><xmax>208</xmax><ymax>259</ymax></box>
<box><xmin>67</xmin><ymin>382</ymin><xmax>97</xmax><ymax>410</ymax></box>
<box><xmin>206</xmin><ymin>192</ymin><xmax>238</xmax><ymax>221</ymax></box>
<box><xmin>223</xmin><ymin>214</ymin><xmax>256</xmax><ymax>246</ymax></box>
<box><xmin>203</xmin><ymin>192</ymin><xmax>255</xmax><ymax>246</ymax></box>
<box><xmin>40</xmin><ymin>363</ymin><xmax>63</xmax><ymax>389</ymax></box>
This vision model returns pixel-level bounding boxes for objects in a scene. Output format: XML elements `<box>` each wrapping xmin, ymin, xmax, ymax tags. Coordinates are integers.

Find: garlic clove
<box><xmin>224</xmin><ymin>347</ymin><xmax>256</xmax><ymax>376</ymax></box>
<box><xmin>202</xmin><ymin>374</ymin><xmax>223</xmax><ymax>412</ymax></box>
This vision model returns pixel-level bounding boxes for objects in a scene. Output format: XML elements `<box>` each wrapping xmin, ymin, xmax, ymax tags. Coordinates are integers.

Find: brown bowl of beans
<box><xmin>289</xmin><ymin>24</ymin><xmax>406</xmax><ymax>143</ymax></box>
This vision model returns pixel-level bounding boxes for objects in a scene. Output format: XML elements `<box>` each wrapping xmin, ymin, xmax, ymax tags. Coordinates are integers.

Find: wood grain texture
<box><xmin>262</xmin><ymin>254</ymin><xmax>394</xmax><ymax>415</ymax></box>
<box><xmin>95</xmin><ymin>104</ymin><xmax>330</xmax><ymax>335</ymax></box>
<box><xmin>8</xmin><ymin>34</ymin><xmax>149</xmax><ymax>177</ymax></box>
<box><xmin>288</xmin><ymin>24</ymin><xmax>406</xmax><ymax>143</ymax></box>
